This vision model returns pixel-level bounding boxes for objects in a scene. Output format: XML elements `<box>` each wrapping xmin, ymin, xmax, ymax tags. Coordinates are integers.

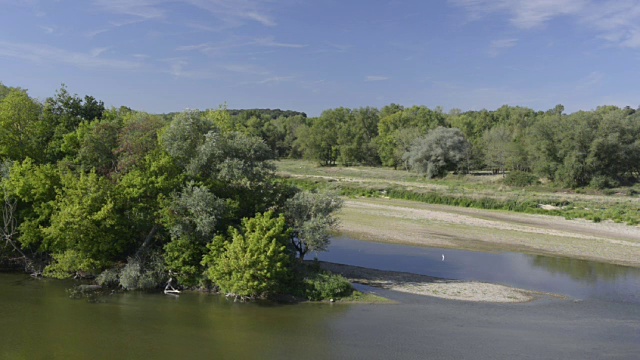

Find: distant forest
<box><xmin>174</xmin><ymin>101</ymin><xmax>640</xmax><ymax>190</ymax></box>
<box><xmin>3</xmin><ymin>82</ymin><xmax>640</xmax><ymax>190</ymax></box>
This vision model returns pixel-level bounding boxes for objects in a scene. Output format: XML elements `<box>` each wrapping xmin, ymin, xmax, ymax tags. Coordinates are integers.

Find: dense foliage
<box><xmin>0</xmin><ymin>82</ymin><xmax>345</xmax><ymax>301</ymax></box>
<box><xmin>2</xmin><ymin>79</ymin><xmax>639</xmax><ymax>300</ymax></box>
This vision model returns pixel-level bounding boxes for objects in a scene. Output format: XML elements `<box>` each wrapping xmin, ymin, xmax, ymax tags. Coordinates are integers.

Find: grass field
<box><xmin>276</xmin><ymin>159</ymin><xmax>640</xmax><ymax>225</ymax></box>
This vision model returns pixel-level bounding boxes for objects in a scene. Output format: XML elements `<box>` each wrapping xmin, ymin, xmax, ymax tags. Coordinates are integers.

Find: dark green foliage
<box><xmin>303</xmin><ymin>271</ymin><xmax>353</xmax><ymax>301</ymax></box>
<box><xmin>227</xmin><ymin>108</ymin><xmax>307</xmax><ymax>120</ymax></box>
<box><xmin>163</xmin><ymin>237</ymin><xmax>206</xmax><ymax>287</ymax></box>
<box><xmin>162</xmin><ymin>182</ymin><xmax>226</xmax><ymax>241</ymax></box>
<box><xmin>504</xmin><ymin>171</ymin><xmax>539</xmax><ymax>187</ymax></box>
<box><xmin>115</xmin><ymin>112</ymin><xmax>165</xmax><ymax>173</ymax></box>
<box><xmin>294</xmin><ymin>111</ymin><xmax>339</xmax><ymax>166</ymax></box>
<box><xmin>61</xmin><ymin>119</ymin><xmax>120</xmax><ymax>175</ymax></box>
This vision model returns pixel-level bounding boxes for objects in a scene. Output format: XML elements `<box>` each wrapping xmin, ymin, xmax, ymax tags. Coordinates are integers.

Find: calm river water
<box><xmin>1</xmin><ymin>237</ymin><xmax>639</xmax><ymax>359</ymax></box>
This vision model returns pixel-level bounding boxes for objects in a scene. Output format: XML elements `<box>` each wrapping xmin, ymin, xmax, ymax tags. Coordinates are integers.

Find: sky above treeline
<box><xmin>1</xmin><ymin>0</ymin><xmax>639</xmax><ymax>116</ymax></box>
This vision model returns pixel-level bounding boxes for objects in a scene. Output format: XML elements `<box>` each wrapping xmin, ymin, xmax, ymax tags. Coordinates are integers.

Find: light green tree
<box><xmin>0</xmin><ymin>89</ymin><xmax>43</xmax><ymax>162</ymax></box>
<box><xmin>203</xmin><ymin>212</ymin><xmax>292</xmax><ymax>299</ymax></box>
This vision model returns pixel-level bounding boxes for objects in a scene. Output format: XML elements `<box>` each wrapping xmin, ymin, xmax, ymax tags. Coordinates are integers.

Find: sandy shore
<box><xmin>319</xmin><ymin>261</ymin><xmax>545</xmax><ymax>303</ymax></box>
<box><xmin>329</xmin><ymin>197</ymin><xmax>640</xmax><ymax>302</ymax></box>
<box><xmin>339</xmin><ymin>197</ymin><xmax>640</xmax><ymax>268</ymax></box>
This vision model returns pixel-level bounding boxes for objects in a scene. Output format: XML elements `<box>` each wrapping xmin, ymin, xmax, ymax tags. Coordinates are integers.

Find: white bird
<box><xmin>442</xmin><ymin>254</ymin><xmax>445</xmax><ymax>261</ymax></box>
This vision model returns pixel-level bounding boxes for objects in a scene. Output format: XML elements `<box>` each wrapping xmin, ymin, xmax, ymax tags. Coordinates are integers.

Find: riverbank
<box><xmin>338</xmin><ymin>197</ymin><xmax>640</xmax><ymax>268</ymax></box>
<box><xmin>318</xmin><ymin>261</ymin><xmax>545</xmax><ymax>303</ymax></box>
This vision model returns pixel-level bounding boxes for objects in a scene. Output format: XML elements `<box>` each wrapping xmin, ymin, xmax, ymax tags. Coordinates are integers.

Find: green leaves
<box><xmin>42</xmin><ymin>171</ymin><xmax>130</xmax><ymax>267</ymax></box>
<box><xmin>0</xmin><ymin>89</ymin><xmax>44</xmax><ymax>162</ymax></box>
<box><xmin>203</xmin><ymin>212</ymin><xmax>292</xmax><ymax>299</ymax></box>
<box><xmin>284</xmin><ymin>191</ymin><xmax>343</xmax><ymax>260</ymax></box>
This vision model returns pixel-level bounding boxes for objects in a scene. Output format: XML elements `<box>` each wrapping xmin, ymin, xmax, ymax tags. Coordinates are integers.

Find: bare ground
<box><xmin>319</xmin><ymin>262</ymin><xmax>546</xmax><ymax>303</ymax></box>
<box><xmin>327</xmin><ymin>197</ymin><xmax>640</xmax><ymax>302</ymax></box>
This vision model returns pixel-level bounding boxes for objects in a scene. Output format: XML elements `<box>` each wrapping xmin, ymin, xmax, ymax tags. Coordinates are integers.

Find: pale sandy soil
<box><xmin>319</xmin><ymin>262</ymin><xmax>544</xmax><ymax>303</ymax></box>
<box><xmin>339</xmin><ymin>197</ymin><xmax>640</xmax><ymax>268</ymax></box>
<box><xmin>330</xmin><ymin>197</ymin><xmax>640</xmax><ymax>302</ymax></box>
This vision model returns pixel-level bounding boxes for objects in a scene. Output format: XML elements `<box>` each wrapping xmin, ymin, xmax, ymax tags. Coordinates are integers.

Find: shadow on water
<box><xmin>318</xmin><ymin>236</ymin><xmax>640</xmax><ymax>304</ymax></box>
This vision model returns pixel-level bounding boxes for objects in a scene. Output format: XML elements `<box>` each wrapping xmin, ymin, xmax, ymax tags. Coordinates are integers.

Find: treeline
<box><xmin>0</xmin><ymin>83</ymin><xmax>349</xmax><ymax>301</ymax></box>
<box><xmin>237</xmin><ymin>104</ymin><xmax>640</xmax><ymax>189</ymax></box>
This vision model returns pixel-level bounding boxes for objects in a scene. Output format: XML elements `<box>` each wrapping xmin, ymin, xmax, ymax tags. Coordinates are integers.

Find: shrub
<box><xmin>304</xmin><ymin>272</ymin><xmax>353</xmax><ymax>301</ymax></box>
<box><xmin>163</xmin><ymin>237</ymin><xmax>206</xmax><ymax>287</ymax></box>
<box><xmin>504</xmin><ymin>171</ymin><xmax>539</xmax><ymax>187</ymax></box>
<box><xmin>203</xmin><ymin>211</ymin><xmax>293</xmax><ymax>299</ymax></box>
<box><xmin>589</xmin><ymin>175</ymin><xmax>619</xmax><ymax>189</ymax></box>
<box><xmin>96</xmin><ymin>268</ymin><xmax>120</xmax><ymax>287</ymax></box>
<box><xmin>43</xmin><ymin>250</ymin><xmax>102</xmax><ymax>279</ymax></box>
<box><xmin>119</xmin><ymin>253</ymin><xmax>167</xmax><ymax>290</ymax></box>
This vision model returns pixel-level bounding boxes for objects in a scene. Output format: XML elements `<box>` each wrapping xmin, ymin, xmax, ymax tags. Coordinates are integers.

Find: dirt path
<box><xmin>339</xmin><ymin>197</ymin><xmax>640</xmax><ymax>267</ymax></box>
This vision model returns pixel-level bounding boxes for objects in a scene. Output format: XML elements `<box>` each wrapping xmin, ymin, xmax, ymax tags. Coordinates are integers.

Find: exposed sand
<box><xmin>327</xmin><ymin>197</ymin><xmax>640</xmax><ymax>302</ymax></box>
<box><xmin>339</xmin><ymin>197</ymin><xmax>640</xmax><ymax>268</ymax></box>
<box><xmin>319</xmin><ymin>262</ymin><xmax>544</xmax><ymax>303</ymax></box>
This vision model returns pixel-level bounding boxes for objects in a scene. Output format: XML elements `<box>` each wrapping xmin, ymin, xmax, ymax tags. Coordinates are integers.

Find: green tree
<box><xmin>161</xmin><ymin>109</ymin><xmax>214</xmax><ymax>169</ymax></box>
<box><xmin>336</xmin><ymin>107</ymin><xmax>380</xmax><ymax>166</ymax></box>
<box><xmin>0</xmin><ymin>89</ymin><xmax>43</xmax><ymax>162</ymax></box>
<box><xmin>378</xmin><ymin>106</ymin><xmax>446</xmax><ymax>168</ymax></box>
<box><xmin>160</xmin><ymin>182</ymin><xmax>227</xmax><ymax>285</ymax></box>
<box><xmin>61</xmin><ymin>119</ymin><xmax>120</xmax><ymax>175</ymax></box>
<box><xmin>41</xmin><ymin>170</ymin><xmax>132</xmax><ymax>276</ymax></box>
<box><xmin>41</xmin><ymin>85</ymin><xmax>106</xmax><ymax>163</ymax></box>
<box><xmin>481</xmin><ymin>126</ymin><xmax>515</xmax><ymax>174</ymax></box>
<box><xmin>203</xmin><ymin>212</ymin><xmax>292</xmax><ymax>299</ymax></box>
<box><xmin>295</xmin><ymin>111</ymin><xmax>339</xmax><ymax>166</ymax></box>
<box><xmin>115</xmin><ymin>111</ymin><xmax>165</xmax><ymax>173</ymax></box>
<box><xmin>284</xmin><ymin>191</ymin><xmax>343</xmax><ymax>261</ymax></box>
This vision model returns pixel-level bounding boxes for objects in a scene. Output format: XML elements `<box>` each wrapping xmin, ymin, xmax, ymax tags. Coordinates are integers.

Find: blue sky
<box><xmin>1</xmin><ymin>0</ymin><xmax>639</xmax><ymax>116</ymax></box>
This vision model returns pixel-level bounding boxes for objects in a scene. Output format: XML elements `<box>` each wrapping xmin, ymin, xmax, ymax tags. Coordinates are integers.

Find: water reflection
<box><xmin>0</xmin><ymin>274</ymin><xmax>352</xmax><ymax>360</ymax></box>
<box><xmin>318</xmin><ymin>237</ymin><xmax>640</xmax><ymax>303</ymax></box>
<box><xmin>529</xmin><ymin>255</ymin><xmax>640</xmax><ymax>283</ymax></box>
<box><xmin>1</xmin><ymin>272</ymin><xmax>640</xmax><ymax>359</ymax></box>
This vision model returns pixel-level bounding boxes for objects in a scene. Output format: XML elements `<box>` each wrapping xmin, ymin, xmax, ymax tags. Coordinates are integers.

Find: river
<box><xmin>1</xmin><ymin>237</ymin><xmax>639</xmax><ymax>359</ymax></box>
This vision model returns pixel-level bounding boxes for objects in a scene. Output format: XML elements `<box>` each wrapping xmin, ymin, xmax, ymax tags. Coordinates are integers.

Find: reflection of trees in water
<box><xmin>530</xmin><ymin>256</ymin><xmax>640</xmax><ymax>283</ymax></box>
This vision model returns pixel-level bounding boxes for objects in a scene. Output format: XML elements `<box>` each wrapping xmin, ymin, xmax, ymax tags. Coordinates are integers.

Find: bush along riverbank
<box><xmin>67</xmin><ymin>255</ymin><xmax>384</xmax><ymax>304</ymax></box>
<box><xmin>62</xmin><ymin>212</ymin><xmax>375</xmax><ymax>303</ymax></box>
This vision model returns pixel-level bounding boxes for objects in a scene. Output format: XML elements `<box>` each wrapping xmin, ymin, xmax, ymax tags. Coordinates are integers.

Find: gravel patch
<box><xmin>319</xmin><ymin>262</ymin><xmax>541</xmax><ymax>303</ymax></box>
